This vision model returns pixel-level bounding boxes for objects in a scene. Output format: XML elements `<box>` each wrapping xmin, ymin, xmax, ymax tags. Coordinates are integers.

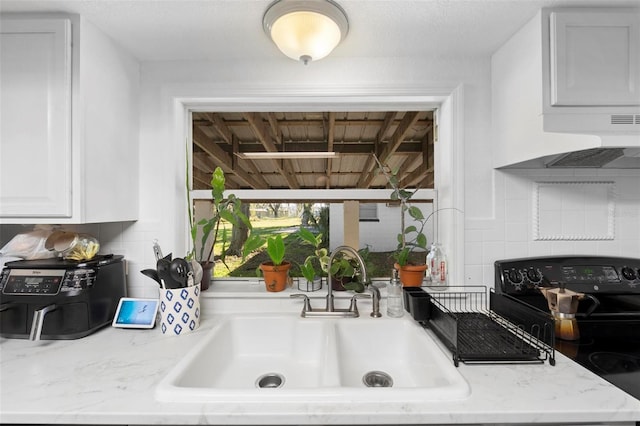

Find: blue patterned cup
<box><xmin>159</xmin><ymin>284</ymin><xmax>200</xmax><ymax>335</ymax></box>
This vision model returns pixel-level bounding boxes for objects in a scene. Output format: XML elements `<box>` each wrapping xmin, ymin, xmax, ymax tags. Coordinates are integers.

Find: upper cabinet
<box><xmin>492</xmin><ymin>8</ymin><xmax>640</xmax><ymax>169</ymax></box>
<box><xmin>0</xmin><ymin>18</ymin><xmax>73</xmax><ymax>218</ymax></box>
<box><xmin>0</xmin><ymin>14</ymin><xmax>140</xmax><ymax>224</ymax></box>
<box><xmin>549</xmin><ymin>11</ymin><xmax>640</xmax><ymax>107</ymax></box>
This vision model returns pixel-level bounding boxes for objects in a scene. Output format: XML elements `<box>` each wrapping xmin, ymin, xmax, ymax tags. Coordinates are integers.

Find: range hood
<box><xmin>506</xmin><ymin>132</ymin><xmax>640</xmax><ymax>169</ymax></box>
<box><xmin>491</xmin><ymin>8</ymin><xmax>640</xmax><ymax>170</ymax></box>
<box><xmin>542</xmin><ymin>147</ymin><xmax>640</xmax><ymax>168</ymax></box>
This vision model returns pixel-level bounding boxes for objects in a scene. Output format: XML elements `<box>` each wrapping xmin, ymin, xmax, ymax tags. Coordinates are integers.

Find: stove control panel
<box><xmin>495</xmin><ymin>256</ymin><xmax>640</xmax><ymax>295</ymax></box>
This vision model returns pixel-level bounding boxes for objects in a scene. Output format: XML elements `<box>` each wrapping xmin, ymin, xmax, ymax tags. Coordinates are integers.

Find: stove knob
<box><xmin>621</xmin><ymin>267</ymin><xmax>637</xmax><ymax>281</ymax></box>
<box><xmin>526</xmin><ymin>268</ymin><xmax>542</xmax><ymax>283</ymax></box>
<box><xmin>508</xmin><ymin>269</ymin><xmax>523</xmax><ymax>284</ymax></box>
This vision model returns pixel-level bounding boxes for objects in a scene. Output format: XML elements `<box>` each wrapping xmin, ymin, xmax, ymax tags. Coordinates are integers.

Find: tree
<box><xmin>226</xmin><ymin>202</ymin><xmax>250</xmax><ymax>256</ymax></box>
<box><xmin>268</xmin><ymin>203</ymin><xmax>281</xmax><ymax>218</ymax></box>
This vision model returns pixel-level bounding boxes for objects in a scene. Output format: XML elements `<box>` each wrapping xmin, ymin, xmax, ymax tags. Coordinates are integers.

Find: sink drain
<box><xmin>255</xmin><ymin>373</ymin><xmax>285</xmax><ymax>389</ymax></box>
<box><xmin>362</xmin><ymin>370</ymin><xmax>393</xmax><ymax>387</ymax></box>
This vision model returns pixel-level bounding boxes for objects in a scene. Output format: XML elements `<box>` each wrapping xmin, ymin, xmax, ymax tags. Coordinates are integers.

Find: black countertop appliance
<box><xmin>495</xmin><ymin>255</ymin><xmax>640</xmax><ymax>402</ymax></box>
<box><xmin>0</xmin><ymin>255</ymin><xmax>126</xmax><ymax>340</ymax></box>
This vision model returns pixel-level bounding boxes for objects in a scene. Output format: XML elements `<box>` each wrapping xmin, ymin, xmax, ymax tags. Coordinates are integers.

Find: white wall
<box><xmin>329</xmin><ymin>203</ymin><xmax>435</xmax><ymax>252</ymax></box>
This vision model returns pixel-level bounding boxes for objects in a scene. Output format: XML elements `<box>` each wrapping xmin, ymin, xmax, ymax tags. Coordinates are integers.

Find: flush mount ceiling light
<box><xmin>236</xmin><ymin>151</ymin><xmax>339</xmax><ymax>159</ymax></box>
<box><xmin>263</xmin><ymin>0</ymin><xmax>349</xmax><ymax>65</ymax></box>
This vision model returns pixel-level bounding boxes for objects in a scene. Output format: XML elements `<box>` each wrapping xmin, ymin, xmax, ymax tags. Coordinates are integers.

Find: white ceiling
<box><xmin>2</xmin><ymin>0</ymin><xmax>639</xmax><ymax>62</ymax></box>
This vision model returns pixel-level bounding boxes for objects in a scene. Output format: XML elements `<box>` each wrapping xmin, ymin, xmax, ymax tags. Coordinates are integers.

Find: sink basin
<box><xmin>155</xmin><ymin>313</ymin><xmax>470</xmax><ymax>403</ymax></box>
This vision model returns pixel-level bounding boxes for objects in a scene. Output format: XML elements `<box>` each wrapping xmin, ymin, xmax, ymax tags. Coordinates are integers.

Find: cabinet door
<box><xmin>550</xmin><ymin>11</ymin><xmax>640</xmax><ymax>106</ymax></box>
<box><xmin>0</xmin><ymin>19</ymin><xmax>72</xmax><ymax>218</ymax></box>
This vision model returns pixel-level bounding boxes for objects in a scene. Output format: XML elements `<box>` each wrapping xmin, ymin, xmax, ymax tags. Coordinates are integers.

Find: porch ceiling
<box><xmin>192</xmin><ymin>110</ymin><xmax>434</xmax><ymax>191</ymax></box>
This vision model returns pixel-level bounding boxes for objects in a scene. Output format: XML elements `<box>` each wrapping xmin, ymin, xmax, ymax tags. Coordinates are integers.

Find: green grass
<box><xmin>211</xmin><ymin>218</ymin><xmax>403</xmax><ymax>279</ymax></box>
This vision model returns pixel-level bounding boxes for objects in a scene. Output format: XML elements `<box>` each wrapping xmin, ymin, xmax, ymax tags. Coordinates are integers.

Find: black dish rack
<box><xmin>420</xmin><ymin>286</ymin><xmax>556</xmax><ymax>366</ymax></box>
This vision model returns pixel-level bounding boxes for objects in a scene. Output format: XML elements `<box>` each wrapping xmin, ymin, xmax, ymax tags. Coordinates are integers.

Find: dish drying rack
<box><xmin>423</xmin><ymin>286</ymin><xmax>555</xmax><ymax>366</ymax></box>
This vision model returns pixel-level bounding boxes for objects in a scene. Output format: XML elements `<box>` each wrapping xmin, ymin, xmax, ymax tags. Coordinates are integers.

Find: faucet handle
<box><xmin>348</xmin><ymin>293</ymin><xmax>371</xmax><ymax>316</ymax></box>
<box><xmin>290</xmin><ymin>294</ymin><xmax>312</xmax><ymax>313</ymax></box>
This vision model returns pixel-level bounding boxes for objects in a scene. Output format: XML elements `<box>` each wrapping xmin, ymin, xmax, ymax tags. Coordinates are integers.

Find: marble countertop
<box><xmin>1</xmin><ymin>282</ymin><xmax>639</xmax><ymax>425</ymax></box>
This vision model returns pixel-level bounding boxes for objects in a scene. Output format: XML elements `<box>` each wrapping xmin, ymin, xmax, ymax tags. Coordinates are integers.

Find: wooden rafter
<box><xmin>192</xmin><ymin>111</ymin><xmax>434</xmax><ymax>191</ymax></box>
<box><xmin>325</xmin><ymin>112</ymin><xmax>335</xmax><ymax>189</ymax></box>
<box><xmin>244</xmin><ymin>112</ymin><xmax>300</xmax><ymax>189</ymax></box>
<box><xmin>206</xmin><ymin>113</ymin><xmax>234</xmax><ymax>145</ymax></box>
<box><xmin>193</xmin><ymin>126</ymin><xmax>267</xmax><ymax>189</ymax></box>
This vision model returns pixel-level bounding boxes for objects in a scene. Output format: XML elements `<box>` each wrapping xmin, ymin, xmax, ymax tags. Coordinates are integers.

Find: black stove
<box><xmin>495</xmin><ymin>256</ymin><xmax>640</xmax><ymax>401</ymax></box>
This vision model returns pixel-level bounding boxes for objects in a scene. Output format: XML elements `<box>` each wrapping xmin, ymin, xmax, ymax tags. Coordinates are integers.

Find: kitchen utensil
<box><xmin>157</xmin><ymin>258</ymin><xmax>180</xmax><ymax>289</ymax></box>
<box><xmin>152</xmin><ymin>239</ymin><xmax>164</xmax><ymax>262</ymax></box>
<box><xmin>170</xmin><ymin>258</ymin><xmax>192</xmax><ymax>288</ymax></box>
<box><xmin>140</xmin><ymin>269</ymin><xmax>162</xmax><ymax>286</ymax></box>
<box><xmin>539</xmin><ymin>284</ymin><xmax>600</xmax><ymax>341</ymax></box>
<box><xmin>190</xmin><ymin>260</ymin><xmax>203</xmax><ymax>285</ymax></box>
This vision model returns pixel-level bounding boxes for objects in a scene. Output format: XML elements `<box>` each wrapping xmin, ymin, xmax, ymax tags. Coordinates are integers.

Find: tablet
<box><xmin>112</xmin><ymin>298</ymin><xmax>159</xmax><ymax>329</ymax></box>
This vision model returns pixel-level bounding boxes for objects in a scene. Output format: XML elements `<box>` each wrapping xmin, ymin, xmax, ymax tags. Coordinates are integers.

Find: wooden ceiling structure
<box><xmin>191</xmin><ymin>111</ymin><xmax>434</xmax><ymax>191</ymax></box>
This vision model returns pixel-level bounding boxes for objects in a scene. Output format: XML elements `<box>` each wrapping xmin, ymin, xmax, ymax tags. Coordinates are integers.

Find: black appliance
<box><xmin>0</xmin><ymin>255</ymin><xmax>126</xmax><ymax>340</ymax></box>
<box><xmin>495</xmin><ymin>256</ymin><xmax>640</xmax><ymax>401</ymax></box>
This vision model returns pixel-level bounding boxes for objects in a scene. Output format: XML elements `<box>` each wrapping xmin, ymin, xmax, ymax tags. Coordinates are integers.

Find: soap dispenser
<box><xmin>387</xmin><ymin>269</ymin><xmax>404</xmax><ymax>318</ymax></box>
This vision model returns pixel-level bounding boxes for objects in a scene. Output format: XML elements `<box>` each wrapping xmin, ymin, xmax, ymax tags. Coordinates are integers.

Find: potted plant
<box><xmin>297</xmin><ymin>227</ymin><xmax>368</xmax><ymax>292</ymax></box>
<box><xmin>187</xmin><ymin>166</ymin><xmax>252</xmax><ymax>290</ymax></box>
<box><xmin>373</xmin><ymin>155</ymin><xmax>429</xmax><ymax>287</ymax></box>
<box><xmin>258</xmin><ymin>234</ymin><xmax>292</xmax><ymax>292</ymax></box>
<box><xmin>297</xmin><ymin>227</ymin><xmax>328</xmax><ymax>291</ymax></box>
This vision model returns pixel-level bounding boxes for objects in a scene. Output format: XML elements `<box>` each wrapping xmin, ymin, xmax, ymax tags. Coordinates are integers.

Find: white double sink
<box><xmin>155</xmin><ymin>313</ymin><xmax>470</xmax><ymax>403</ymax></box>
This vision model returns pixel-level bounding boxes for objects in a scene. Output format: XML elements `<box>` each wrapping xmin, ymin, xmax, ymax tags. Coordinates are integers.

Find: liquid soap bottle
<box><xmin>428</xmin><ymin>243</ymin><xmax>448</xmax><ymax>289</ymax></box>
<box><xmin>387</xmin><ymin>269</ymin><xmax>404</xmax><ymax>318</ymax></box>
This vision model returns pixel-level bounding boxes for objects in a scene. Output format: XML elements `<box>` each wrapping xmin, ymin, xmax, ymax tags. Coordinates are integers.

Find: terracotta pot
<box><xmin>199</xmin><ymin>261</ymin><xmax>214</xmax><ymax>291</ymax></box>
<box><xmin>394</xmin><ymin>263</ymin><xmax>427</xmax><ymax>287</ymax></box>
<box><xmin>259</xmin><ymin>261</ymin><xmax>292</xmax><ymax>292</ymax></box>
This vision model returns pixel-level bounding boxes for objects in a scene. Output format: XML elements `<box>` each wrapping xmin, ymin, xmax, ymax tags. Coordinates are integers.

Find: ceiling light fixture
<box><xmin>263</xmin><ymin>0</ymin><xmax>349</xmax><ymax>65</ymax></box>
<box><xmin>236</xmin><ymin>151</ymin><xmax>339</xmax><ymax>159</ymax></box>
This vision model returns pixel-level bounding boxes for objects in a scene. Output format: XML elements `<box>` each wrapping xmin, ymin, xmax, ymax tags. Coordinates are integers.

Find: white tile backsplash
<box><xmin>465</xmin><ymin>169</ymin><xmax>640</xmax><ymax>285</ymax></box>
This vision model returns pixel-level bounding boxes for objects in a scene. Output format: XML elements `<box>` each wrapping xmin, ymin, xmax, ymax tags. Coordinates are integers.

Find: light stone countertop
<box><xmin>1</xmin><ymin>281</ymin><xmax>639</xmax><ymax>425</ymax></box>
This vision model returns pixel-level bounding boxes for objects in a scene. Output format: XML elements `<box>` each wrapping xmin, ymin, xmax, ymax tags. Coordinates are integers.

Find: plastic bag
<box><xmin>0</xmin><ymin>228</ymin><xmax>57</xmax><ymax>260</ymax></box>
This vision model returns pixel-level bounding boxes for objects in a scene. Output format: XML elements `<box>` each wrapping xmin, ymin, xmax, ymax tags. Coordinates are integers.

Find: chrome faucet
<box><xmin>291</xmin><ymin>245</ymin><xmax>379</xmax><ymax>318</ymax></box>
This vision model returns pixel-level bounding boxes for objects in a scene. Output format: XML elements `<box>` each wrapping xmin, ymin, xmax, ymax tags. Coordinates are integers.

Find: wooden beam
<box><xmin>193</xmin><ymin>126</ymin><xmax>267</xmax><ymax>189</ymax></box>
<box><xmin>205</xmin><ymin>113</ymin><xmax>234</xmax><ymax>145</ymax></box>
<box><xmin>326</xmin><ymin>112</ymin><xmax>335</xmax><ymax>189</ymax></box>
<box><xmin>378</xmin><ymin>111</ymin><xmax>421</xmax><ymax>164</ymax></box>
<box><xmin>194</xmin><ymin>117</ymin><xmax>434</xmax><ymax>128</ymax></box>
<box><xmin>266</xmin><ymin>112</ymin><xmax>282</xmax><ymax>145</ymax></box>
<box><xmin>377</xmin><ymin>112</ymin><xmax>396</xmax><ymax>145</ymax></box>
<box><xmin>244</xmin><ymin>112</ymin><xmax>300</xmax><ymax>189</ymax></box>
<box><xmin>399</xmin><ymin>161</ymin><xmax>433</xmax><ymax>188</ymax></box>
<box><xmin>234</xmin><ymin>141</ymin><xmax>425</xmax><ymax>154</ymax></box>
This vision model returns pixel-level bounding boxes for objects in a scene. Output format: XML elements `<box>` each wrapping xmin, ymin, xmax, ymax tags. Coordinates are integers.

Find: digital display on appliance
<box><xmin>25</xmin><ymin>277</ymin><xmax>43</xmax><ymax>285</ymax></box>
<box><xmin>112</xmin><ymin>298</ymin><xmax>159</xmax><ymax>329</ymax></box>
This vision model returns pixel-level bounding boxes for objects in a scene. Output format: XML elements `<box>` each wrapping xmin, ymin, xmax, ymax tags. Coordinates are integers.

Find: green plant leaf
<box><xmin>297</xmin><ymin>227</ymin><xmax>318</xmax><ymax>247</ymax></box>
<box><xmin>300</xmin><ymin>259</ymin><xmax>316</xmax><ymax>282</ymax></box>
<box><xmin>266</xmin><ymin>235</ymin><xmax>285</xmax><ymax>266</ymax></box>
<box><xmin>211</xmin><ymin>167</ymin><xmax>225</xmax><ymax>203</ymax></box>
<box><xmin>403</xmin><ymin>225</ymin><xmax>417</xmax><ymax>234</ymax></box>
<box><xmin>408</xmin><ymin>205</ymin><xmax>424</xmax><ymax>220</ymax></box>
<box><xmin>242</xmin><ymin>233</ymin><xmax>265</xmax><ymax>260</ymax></box>
<box><xmin>343</xmin><ymin>280</ymin><xmax>364</xmax><ymax>293</ymax></box>
<box><xmin>219</xmin><ymin>209</ymin><xmax>238</xmax><ymax>227</ymax></box>
<box><xmin>416</xmin><ymin>233</ymin><xmax>428</xmax><ymax>249</ymax></box>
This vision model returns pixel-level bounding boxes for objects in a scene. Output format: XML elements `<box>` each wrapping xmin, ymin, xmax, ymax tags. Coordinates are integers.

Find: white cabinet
<box><xmin>492</xmin><ymin>8</ymin><xmax>640</xmax><ymax>169</ymax></box>
<box><xmin>549</xmin><ymin>11</ymin><xmax>640</xmax><ymax>107</ymax></box>
<box><xmin>0</xmin><ymin>15</ymin><xmax>140</xmax><ymax>224</ymax></box>
<box><xmin>0</xmin><ymin>18</ymin><xmax>73</xmax><ymax>218</ymax></box>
